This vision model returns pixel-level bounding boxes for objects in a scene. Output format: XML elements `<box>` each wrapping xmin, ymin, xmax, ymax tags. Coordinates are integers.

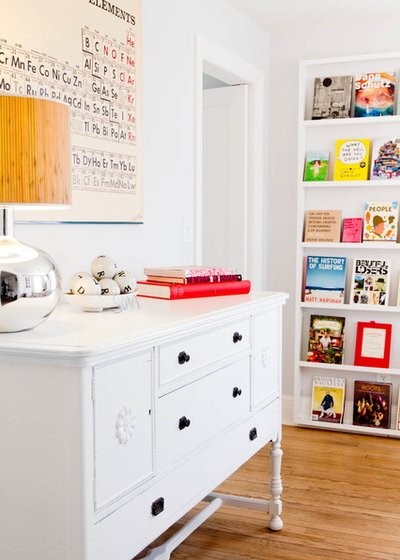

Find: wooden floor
<box><xmin>135</xmin><ymin>425</ymin><xmax>400</xmax><ymax>560</ymax></box>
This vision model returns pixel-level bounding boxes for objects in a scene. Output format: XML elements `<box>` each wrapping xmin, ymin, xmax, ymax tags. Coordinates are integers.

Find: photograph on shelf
<box><xmin>363</xmin><ymin>200</ymin><xmax>398</xmax><ymax>241</ymax></box>
<box><xmin>333</xmin><ymin>138</ymin><xmax>371</xmax><ymax>181</ymax></box>
<box><xmin>303</xmin><ymin>150</ymin><xmax>329</xmax><ymax>181</ymax></box>
<box><xmin>342</xmin><ymin>217</ymin><xmax>363</xmax><ymax>243</ymax></box>
<box><xmin>353</xmin><ymin>380</ymin><xmax>392</xmax><ymax>429</ymax></box>
<box><xmin>311</xmin><ymin>75</ymin><xmax>353</xmax><ymax>120</ymax></box>
<box><xmin>303</xmin><ymin>255</ymin><xmax>346</xmax><ymax>304</ymax></box>
<box><xmin>303</xmin><ymin>209</ymin><xmax>342</xmax><ymax>243</ymax></box>
<box><xmin>370</xmin><ymin>138</ymin><xmax>400</xmax><ymax>180</ymax></box>
<box><xmin>311</xmin><ymin>376</ymin><xmax>346</xmax><ymax>424</ymax></box>
<box><xmin>350</xmin><ymin>258</ymin><xmax>390</xmax><ymax>306</ymax></box>
<box><xmin>307</xmin><ymin>314</ymin><xmax>345</xmax><ymax>364</ymax></box>
<box><xmin>354</xmin><ymin>71</ymin><xmax>396</xmax><ymax>117</ymax></box>
<box><xmin>354</xmin><ymin>320</ymin><xmax>392</xmax><ymax>368</ymax></box>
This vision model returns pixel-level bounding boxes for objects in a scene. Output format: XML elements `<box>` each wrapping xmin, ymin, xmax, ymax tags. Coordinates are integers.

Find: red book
<box><xmin>136</xmin><ymin>279</ymin><xmax>251</xmax><ymax>300</ymax></box>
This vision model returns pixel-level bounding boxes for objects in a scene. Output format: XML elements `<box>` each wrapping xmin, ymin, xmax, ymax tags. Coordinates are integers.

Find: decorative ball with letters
<box><xmin>70</xmin><ymin>274</ymin><xmax>101</xmax><ymax>296</ymax></box>
<box><xmin>99</xmin><ymin>278</ymin><xmax>120</xmax><ymax>296</ymax></box>
<box><xmin>113</xmin><ymin>270</ymin><xmax>137</xmax><ymax>294</ymax></box>
<box><xmin>68</xmin><ymin>271</ymin><xmax>93</xmax><ymax>293</ymax></box>
<box><xmin>90</xmin><ymin>255</ymin><xmax>118</xmax><ymax>280</ymax></box>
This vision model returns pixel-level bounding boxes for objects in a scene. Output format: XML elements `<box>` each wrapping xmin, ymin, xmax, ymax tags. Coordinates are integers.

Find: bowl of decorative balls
<box><xmin>64</xmin><ymin>255</ymin><xmax>138</xmax><ymax>312</ymax></box>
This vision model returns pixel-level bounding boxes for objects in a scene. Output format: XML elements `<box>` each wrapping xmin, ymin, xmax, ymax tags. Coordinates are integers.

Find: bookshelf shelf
<box><xmin>295</xmin><ymin>52</ymin><xmax>400</xmax><ymax>437</ymax></box>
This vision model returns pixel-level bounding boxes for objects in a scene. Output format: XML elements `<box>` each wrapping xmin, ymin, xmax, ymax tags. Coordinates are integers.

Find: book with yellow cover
<box><xmin>333</xmin><ymin>138</ymin><xmax>371</xmax><ymax>181</ymax></box>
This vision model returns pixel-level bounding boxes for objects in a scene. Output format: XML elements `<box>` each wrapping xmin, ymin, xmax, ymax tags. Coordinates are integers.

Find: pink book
<box><xmin>342</xmin><ymin>218</ymin><xmax>363</xmax><ymax>243</ymax></box>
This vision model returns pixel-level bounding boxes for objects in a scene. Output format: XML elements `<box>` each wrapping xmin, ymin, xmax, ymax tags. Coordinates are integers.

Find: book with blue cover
<box><xmin>304</xmin><ymin>256</ymin><xmax>347</xmax><ymax>304</ymax></box>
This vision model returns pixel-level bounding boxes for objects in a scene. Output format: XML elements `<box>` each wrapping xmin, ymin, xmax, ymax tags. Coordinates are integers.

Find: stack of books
<box><xmin>137</xmin><ymin>265</ymin><xmax>251</xmax><ymax>300</ymax></box>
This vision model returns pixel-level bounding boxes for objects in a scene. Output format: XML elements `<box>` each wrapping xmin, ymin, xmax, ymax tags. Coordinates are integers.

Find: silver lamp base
<box><xmin>0</xmin><ymin>236</ymin><xmax>61</xmax><ymax>333</ymax></box>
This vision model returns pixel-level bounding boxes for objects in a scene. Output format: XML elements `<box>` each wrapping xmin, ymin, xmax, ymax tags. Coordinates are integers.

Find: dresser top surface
<box><xmin>0</xmin><ymin>291</ymin><xmax>288</xmax><ymax>361</ymax></box>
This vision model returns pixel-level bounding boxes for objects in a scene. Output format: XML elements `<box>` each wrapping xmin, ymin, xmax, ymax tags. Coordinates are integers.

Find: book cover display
<box><xmin>311</xmin><ymin>376</ymin><xmax>346</xmax><ymax>423</ymax></box>
<box><xmin>354</xmin><ymin>72</ymin><xmax>396</xmax><ymax>117</ymax></box>
<box><xmin>354</xmin><ymin>321</ymin><xmax>392</xmax><ymax>369</ymax></box>
<box><xmin>307</xmin><ymin>315</ymin><xmax>346</xmax><ymax>364</ymax></box>
<box><xmin>370</xmin><ymin>138</ymin><xmax>400</xmax><ymax>180</ymax></box>
<box><xmin>304</xmin><ymin>256</ymin><xmax>346</xmax><ymax>304</ymax></box>
<box><xmin>353</xmin><ymin>380</ymin><xmax>392</xmax><ymax>429</ymax></box>
<box><xmin>311</xmin><ymin>75</ymin><xmax>353</xmax><ymax>120</ymax></box>
<box><xmin>303</xmin><ymin>210</ymin><xmax>342</xmax><ymax>242</ymax></box>
<box><xmin>363</xmin><ymin>201</ymin><xmax>398</xmax><ymax>241</ymax></box>
<box><xmin>333</xmin><ymin>138</ymin><xmax>371</xmax><ymax>181</ymax></box>
<box><xmin>303</xmin><ymin>150</ymin><xmax>329</xmax><ymax>181</ymax></box>
<box><xmin>342</xmin><ymin>217</ymin><xmax>363</xmax><ymax>242</ymax></box>
<box><xmin>350</xmin><ymin>258</ymin><xmax>390</xmax><ymax>306</ymax></box>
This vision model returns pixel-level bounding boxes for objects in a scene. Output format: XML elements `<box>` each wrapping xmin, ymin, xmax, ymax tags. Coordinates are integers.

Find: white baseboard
<box><xmin>282</xmin><ymin>394</ymin><xmax>294</xmax><ymax>426</ymax></box>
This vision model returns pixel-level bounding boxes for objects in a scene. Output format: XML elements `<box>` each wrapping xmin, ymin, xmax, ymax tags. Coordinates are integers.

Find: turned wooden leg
<box><xmin>268</xmin><ymin>438</ymin><xmax>283</xmax><ymax>531</ymax></box>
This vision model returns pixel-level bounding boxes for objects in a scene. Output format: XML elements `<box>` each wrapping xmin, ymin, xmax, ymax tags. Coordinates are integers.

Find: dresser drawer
<box><xmin>156</xmin><ymin>356</ymin><xmax>250</xmax><ymax>471</ymax></box>
<box><xmin>93</xmin><ymin>352</ymin><xmax>154</xmax><ymax>511</ymax></box>
<box><xmin>159</xmin><ymin>319</ymin><xmax>250</xmax><ymax>385</ymax></box>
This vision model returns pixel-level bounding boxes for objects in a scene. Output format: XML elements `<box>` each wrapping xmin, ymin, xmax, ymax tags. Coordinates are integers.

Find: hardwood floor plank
<box><xmin>135</xmin><ymin>426</ymin><xmax>400</xmax><ymax>560</ymax></box>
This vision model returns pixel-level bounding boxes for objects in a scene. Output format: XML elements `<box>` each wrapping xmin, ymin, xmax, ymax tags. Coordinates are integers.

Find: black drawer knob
<box><xmin>249</xmin><ymin>427</ymin><xmax>258</xmax><ymax>441</ymax></box>
<box><xmin>233</xmin><ymin>332</ymin><xmax>243</xmax><ymax>343</ymax></box>
<box><xmin>151</xmin><ymin>497</ymin><xmax>165</xmax><ymax>516</ymax></box>
<box><xmin>179</xmin><ymin>416</ymin><xmax>191</xmax><ymax>430</ymax></box>
<box><xmin>232</xmin><ymin>386</ymin><xmax>242</xmax><ymax>398</ymax></box>
<box><xmin>178</xmin><ymin>351</ymin><xmax>191</xmax><ymax>364</ymax></box>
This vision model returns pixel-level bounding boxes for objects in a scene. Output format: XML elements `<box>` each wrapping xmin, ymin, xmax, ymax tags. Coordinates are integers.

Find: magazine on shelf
<box><xmin>303</xmin><ymin>210</ymin><xmax>342</xmax><ymax>243</ymax></box>
<box><xmin>353</xmin><ymin>380</ymin><xmax>392</xmax><ymax>429</ymax></box>
<box><xmin>303</xmin><ymin>255</ymin><xmax>346</xmax><ymax>304</ymax></box>
<box><xmin>303</xmin><ymin>150</ymin><xmax>329</xmax><ymax>181</ymax></box>
<box><xmin>350</xmin><ymin>258</ymin><xmax>390</xmax><ymax>306</ymax></box>
<box><xmin>311</xmin><ymin>376</ymin><xmax>346</xmax><ymax>424</ymax></box>
<box><xmin>333</xmin><ymin>138</ymin><xmax>371</xmax><ymax>181</ymax></box>
<box><xmin>342</xmin><ymin>217</ymin><xmax>363</xmax><ymax>242</ymax></box>
<box><xmin>307</xmin><ymin>314</ymin><xmax>346</xmax><ymax>365</ymax></box>
<box><xmin>311</xmin><ymin>75</ymin><xmax>353</xmax><ymax>120</ymax></box>
<box><xmin>354</xmin><ymin>71</ymin><xmax>396</xmax><ymax>117</ymax></box>
<box><xmin>370</xmin><ymin>138</ymin><xmax>400</xmax><ymax>180</ymax></box>
<box><xmin>363</xmin><ymin>201</ymin><xmax>398</xmax><ymax>242</ymax></box>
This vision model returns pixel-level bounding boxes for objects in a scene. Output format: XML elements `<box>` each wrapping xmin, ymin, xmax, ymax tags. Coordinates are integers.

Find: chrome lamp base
<box><xmin>0</xmin><ymin>209</ymin><xmax>61</xmax><ymax>333</ymax></box>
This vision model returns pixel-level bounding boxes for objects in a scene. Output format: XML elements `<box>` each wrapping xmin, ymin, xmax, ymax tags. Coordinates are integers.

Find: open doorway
<box><xmin>202</xmin><ymin>77</ymin><xmax>248</xmax><ymax>274</ymax></box>
<box><xmin>195</xmin><ymin>37</ymin><xmax>265</xmax><ymax>289</ymax></box>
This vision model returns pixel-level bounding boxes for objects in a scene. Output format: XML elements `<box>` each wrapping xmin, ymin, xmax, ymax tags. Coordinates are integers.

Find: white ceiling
<box><xmin>227</xmin><ymin>0</ymin><xmax>400</xmax><ymax>32</ymax></box>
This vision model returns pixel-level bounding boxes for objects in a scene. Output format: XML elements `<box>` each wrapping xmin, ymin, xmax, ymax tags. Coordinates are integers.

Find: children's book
<box><xmin>311</xmin><ymin>75</ymin><xmax>353</xmax><ymax>120</ymax></box>
<box><xmin>307</xmin><ymin>314</ymin><xmax>346</xmax><ymax>365</ymax></box>
<box><xmin>341</xmin><ymin>217</ymin><xmax>363</xmax><ymax>242</ymax></box>
<box><xmin>333</xmin><ymin>138</ymin><xmax>371</xmax><ymax>181</ymax></box>
<box><xmin>311</xmin><ymin>376</ymin><xmax>346</xmax><ymax>423</ymax></box>
<box><xmin>303</xmin><ymin>150</ymin><xmax>329</xmax><ymax>181</ymax></box>
<box><xmin>304</xmin><ymin>256</ymin><xmax>346</xmax><ymax>304</ymax></box>
<box><xmin>354</xmin><ymin>71</ymin><xmax>396</xmax><ymax>117</ymax></box>
<box><xmin>370</xmin><ymin>138</ymin><xmax>400</xmax><ymax>180</ymax></box>
<box><xmin>363</xmin><ymin>201</ymin><xmax>398</xmax><ymax>241</ymax></box>
<box><xmin>303</xmin><ymin>210</ymin><xmax>342</xmax><ymax>243</ymax></box>
<box><xmin>353</xmin><ymin>380</ymin><xmax>392</xmax><ymax>429</ymax></box>
<box><xmin>350</xmin><ymin>258</ymin><xmax>390</xmax><ymax>306</ymax></box>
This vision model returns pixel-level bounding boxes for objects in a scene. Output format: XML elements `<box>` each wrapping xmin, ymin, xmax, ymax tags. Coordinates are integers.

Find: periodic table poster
<box><xmin>0</xmin><ymin>0</ymin><xmax>143</xmax><ymax>223</ymax></box>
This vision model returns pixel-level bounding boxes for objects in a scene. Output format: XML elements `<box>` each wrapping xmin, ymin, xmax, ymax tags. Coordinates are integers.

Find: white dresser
<box><xmin>0</xmin><ymin>291</ymin><xmax>287</xmax><ymax>560</ymax></box>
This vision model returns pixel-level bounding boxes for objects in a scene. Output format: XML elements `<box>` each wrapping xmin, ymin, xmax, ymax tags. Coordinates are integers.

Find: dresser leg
<box><xmin>268</xmin><ymin>439</ymin><xmax>283</xmax><ymax>531</ymax></box>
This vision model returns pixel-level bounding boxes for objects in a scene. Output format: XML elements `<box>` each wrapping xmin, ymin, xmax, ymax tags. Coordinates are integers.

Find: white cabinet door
<box><xmin>252</xmin><ymin>308</ymin><xmax>281</xmax><ymax>407</ymax></box>
<box><xmin>93</xmin><ymin>352</ymin><xmax>153</xmax><ymax>511</ymax></box>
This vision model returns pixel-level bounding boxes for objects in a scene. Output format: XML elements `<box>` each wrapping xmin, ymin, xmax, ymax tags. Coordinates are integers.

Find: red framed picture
<box><xmin>354</xmin><ymin>321</ymin><xmax>392</xmax><ymax>368</ymax></box>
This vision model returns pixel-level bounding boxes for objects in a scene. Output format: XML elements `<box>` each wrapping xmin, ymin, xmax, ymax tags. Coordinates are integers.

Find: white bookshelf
<box><xmin>295</xmin><ymin>52</ymin><xmax>400</xmax><ymax>437</ymax></box>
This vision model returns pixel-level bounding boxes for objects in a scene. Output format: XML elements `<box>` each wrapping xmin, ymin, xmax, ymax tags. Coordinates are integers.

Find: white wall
<box><xmin>266</xmin><ymin>15</ymin><xmax>400</xmax><ymax>417</ymax></box>
<box><xmin>15</xmin><ymin>0</ymin><xmax>270</xmax><ymax>291</ymax></box>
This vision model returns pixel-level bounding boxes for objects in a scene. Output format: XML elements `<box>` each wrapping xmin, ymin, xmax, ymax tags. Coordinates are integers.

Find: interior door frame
<box><xmin>195</xmin><ymin>35</ymin><xmax>265</xmax><ymax>289</ymax></box>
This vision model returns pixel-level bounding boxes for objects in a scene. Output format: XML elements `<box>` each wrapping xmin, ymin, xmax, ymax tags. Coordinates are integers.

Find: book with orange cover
<box><xmin>137</xmin><ymin>279</ymin><xmax>251</xmax><ymax>299</ymax></box>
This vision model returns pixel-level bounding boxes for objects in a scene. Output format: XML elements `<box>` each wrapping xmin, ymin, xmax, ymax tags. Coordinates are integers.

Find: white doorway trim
<box><xmin>195</xmin><ymin>35</ymin><xmax>265</xmax><ymax>289</ymax></box>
